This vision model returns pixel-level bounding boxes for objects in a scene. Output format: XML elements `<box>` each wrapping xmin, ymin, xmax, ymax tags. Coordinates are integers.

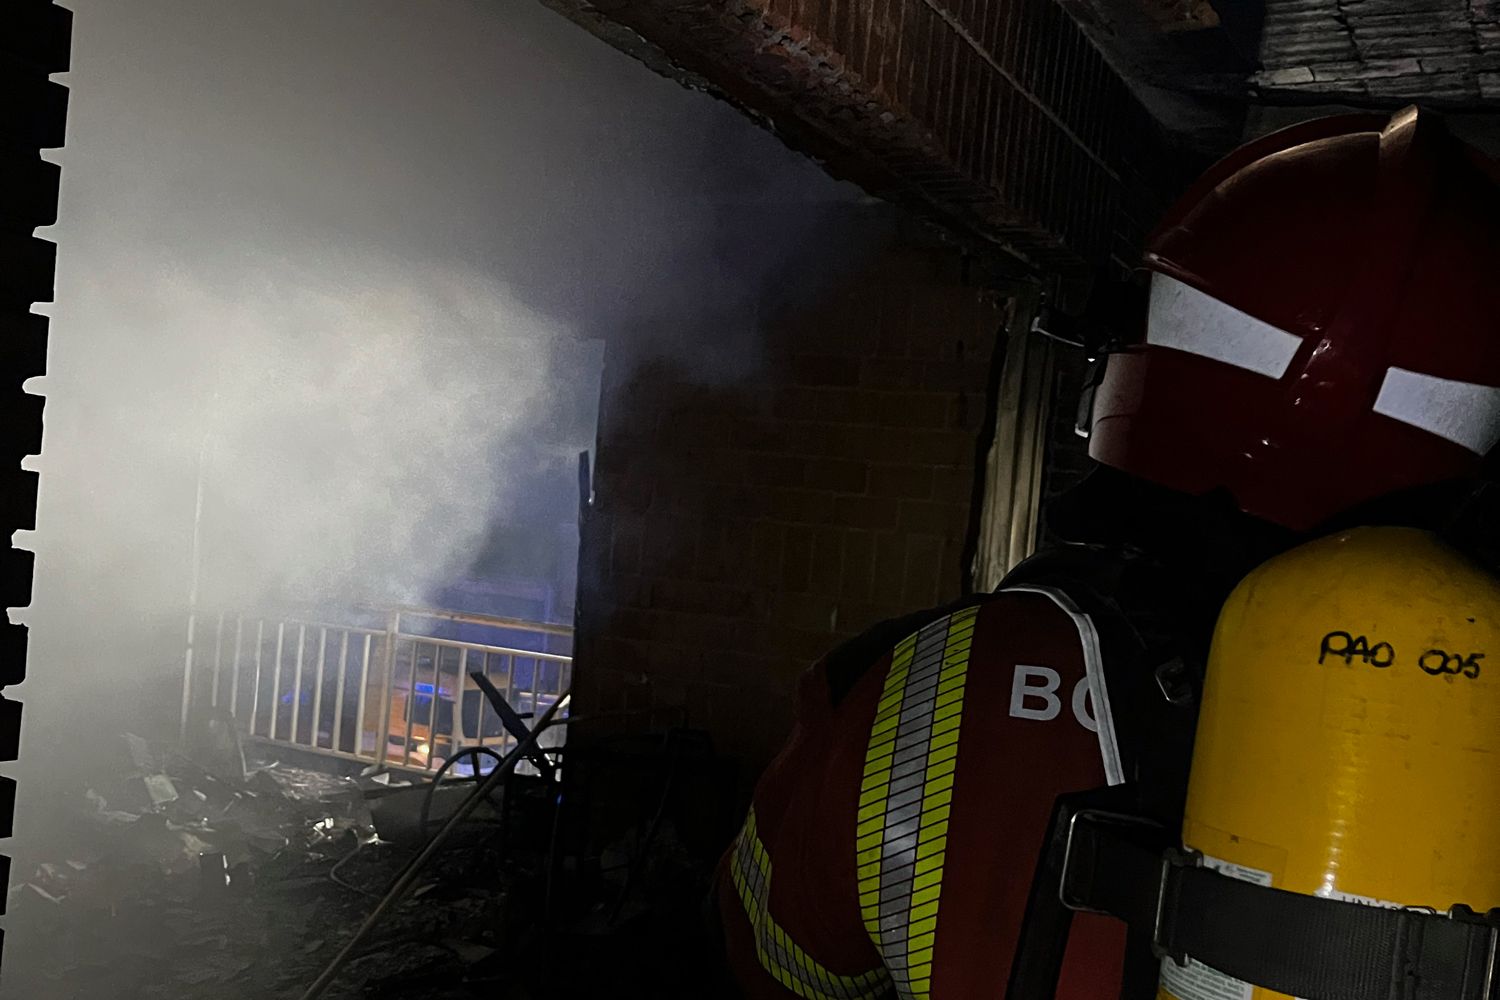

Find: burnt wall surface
<box><xmin>574</xmin><ymin>230</ymin><xmax>1006</xmax><ymax>772</ymax></box>
<box><xmin>543</xmin><ymin>0</ymin><xmax>1198</xmax><ymax>289</ymax></box>
<box><xmin>0</xmin><ymin>0</ymin><xmax>70</xmax><ymax>966</ymax></box>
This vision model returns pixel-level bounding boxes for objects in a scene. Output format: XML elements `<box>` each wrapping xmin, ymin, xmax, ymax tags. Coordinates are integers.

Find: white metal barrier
<box><xmin>180</xmin><ymin>606</ymin><xmax>572</xmax><ymax>775</ymax></box>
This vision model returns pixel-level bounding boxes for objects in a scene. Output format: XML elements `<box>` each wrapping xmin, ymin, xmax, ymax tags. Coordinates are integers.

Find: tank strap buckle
<box><xmin>1020</xmin><ymin>799</ymin><xmax>1500</xmax><ymax>1000</ymax></box>
<box><xmin>1153</xmin><ymin>846</ymin><xmax>1202</xmax><ymax>966</ymax></box>
<box><xmin>1058</xmin><ymin>807</ymin><xmax>1168</xmax><ymax>915</ymax></box>
<box><xmin>1435</xmin><ymin>906</ymin><xmax>1500</xmax><ymax>1000</ymax></box>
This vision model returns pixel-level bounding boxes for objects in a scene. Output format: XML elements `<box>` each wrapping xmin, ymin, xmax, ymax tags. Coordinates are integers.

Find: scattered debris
<box><xmin>4</xmin><ymin>724</ymin><xmax>741</xmax><ymax>999</ymax></box>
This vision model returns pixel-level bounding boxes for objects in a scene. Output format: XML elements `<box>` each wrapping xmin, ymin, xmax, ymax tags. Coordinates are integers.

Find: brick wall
<box><xmin>573</xmin><ymin>233</ymin><xmax>1006</xmax><ymax>771</ymax></box>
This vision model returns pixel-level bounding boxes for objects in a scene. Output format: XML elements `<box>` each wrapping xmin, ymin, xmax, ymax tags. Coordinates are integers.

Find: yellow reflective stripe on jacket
<box><xmin>731</xmin><ymin>808</ymin><xmax>891</xmax><ymax>1000</ymax></box>
<box><xmin>855</xmin><ymin>606</ymin><xmax>979</xmax><ymax>1000</ymax></box>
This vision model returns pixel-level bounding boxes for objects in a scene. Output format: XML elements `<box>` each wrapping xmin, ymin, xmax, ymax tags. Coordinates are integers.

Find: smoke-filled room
<box><xmin>3</xmin><ymin>0</ymin><xmax>1500</xmax><ymax>998</ymax></box>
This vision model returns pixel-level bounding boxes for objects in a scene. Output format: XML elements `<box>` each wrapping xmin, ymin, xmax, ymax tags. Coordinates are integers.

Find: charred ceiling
<box><xmin>537</xmin><ymin>0</ymin><xmax>1500</xmax><ymax>284</ymax></box>
<box><xmin>540</xmin><ymin>0</ymin><xmax>1203</xmax><ymax>291</ymax></box>
<box><xmin>1052</xmin><ymin>0</ymin><xmax>1261</xmax><ymax>151</ymax></box>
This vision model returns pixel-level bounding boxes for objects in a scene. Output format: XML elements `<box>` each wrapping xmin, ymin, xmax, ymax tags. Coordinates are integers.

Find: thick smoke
<box><xmin>50</xmin><ymin>243</ymin><xmax>565</xmax><ymax>614</ymax></box>
<box><xmin>10</xmin><ymin>0</ymin><xmax>875</xmax><ymax>866</ymax></box>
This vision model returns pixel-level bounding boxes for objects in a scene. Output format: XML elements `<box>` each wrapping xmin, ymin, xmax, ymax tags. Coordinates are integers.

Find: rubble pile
<box><xmin>0</xmin><ymin>735</ymin><xmax>523</xmax><ymax>999</ymax></box>
<box><xmin>2</xmin><ymin>725</ymin><xmax>742</xmax><ymax>999</ymax></box>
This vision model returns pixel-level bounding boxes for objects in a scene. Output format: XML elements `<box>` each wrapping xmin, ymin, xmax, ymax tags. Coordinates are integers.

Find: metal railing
<box><xmin>180</xmin><ymin>606</ymin><xmax>572</xmax><ymax>776</ymax></box>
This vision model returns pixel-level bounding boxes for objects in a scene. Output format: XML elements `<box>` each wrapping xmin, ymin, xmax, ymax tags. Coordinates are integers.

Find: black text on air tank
<box><xmin>1318</xmin><ymin>630</ymin><xmax>1483</xmax><ymax>679</ymax></box>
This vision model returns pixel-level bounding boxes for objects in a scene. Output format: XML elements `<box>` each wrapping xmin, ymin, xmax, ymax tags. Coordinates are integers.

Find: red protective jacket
<box><xmin>718</xmin><ymin>585</ymin><xmax>1130</xmax><ymax>1000</ymax></box>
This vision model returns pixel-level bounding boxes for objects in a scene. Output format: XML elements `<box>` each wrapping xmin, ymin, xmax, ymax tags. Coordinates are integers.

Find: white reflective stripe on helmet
<box><xmin>1373</xmin><ymin>367</ymin><xmax>1500</xmax><ymax>455</ymax></box>
<box><xmin>1147</xmin><ymin>273</ymin><xmax>1302</xmax><ymax>379</ymax></box>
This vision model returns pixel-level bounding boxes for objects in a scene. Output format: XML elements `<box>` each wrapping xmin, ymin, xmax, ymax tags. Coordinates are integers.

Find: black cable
<box><xmin>298</xmin><ymin>696</ymin><xmax>571</xmax><ymax>1000</ymax></box>
<box><xmin>418</xmin><ymin>746</ymin><xmax>506</xmax><ymax>837</ymax></box>
<box><xmin>327</xmin><ymin>840</ymin><xmax>394</xmax><ymax>898</ymax></box>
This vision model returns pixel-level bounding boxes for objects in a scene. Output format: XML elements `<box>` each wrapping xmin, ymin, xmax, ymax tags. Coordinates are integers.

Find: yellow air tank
<box><xmin>1159</xmin><ymin>526</ymin><xmax>1500</xmax><ymax>1000</ymax></box>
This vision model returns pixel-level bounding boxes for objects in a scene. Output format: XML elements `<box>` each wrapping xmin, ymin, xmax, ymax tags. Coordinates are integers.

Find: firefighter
<box><xmin>714</xmin><ymin>105</ymin><xmax>1500</xmax><ymax>1000</ymax></box>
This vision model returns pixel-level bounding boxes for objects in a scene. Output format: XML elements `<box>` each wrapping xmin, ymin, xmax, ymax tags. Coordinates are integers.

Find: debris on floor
<box><xmin>2</xmin><ymin>726</ymin><xmax>742</xmax><ymax>999</ymax></box>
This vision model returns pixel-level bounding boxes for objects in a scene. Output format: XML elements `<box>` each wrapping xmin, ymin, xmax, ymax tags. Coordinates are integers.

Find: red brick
<box><xmin>600</xmin><ymin>575</ymin><xmax>652</xmax><ymax>610</ymax></box>
<box><xmin>672</xmin><ymin>610</ymin><xmax>756</xmax><ymax>650</ymax></box>
<box><xmin>860</xmin><ymin>356</ymin><xmax>920</xmax><ymax>388</ymax></box>
<box><xmin>877</xmin><ymin>307</ymin><xmax>914</xmax><ymax>357</ymax></box>
<box><xmin>783</xmin><ymin>525</ymin><xmax>815</xmax><ymax>591</ymax></box>
<box><xmin>920</xmin><ymin>357</ymin><xmax>989</xmax><ymax>393</ymax></box>
<box><xmin>714</xmin><ymin>681</ymin><xmax>795</xmax><ymax>761</ymax></box>
<box><xmin>910</xmin><ymin>428</ymin><xmax>976</xmax><ymax>467</ymax></box>
<box><xmin>808</xmin><ymin>528</ymin><xmax>845</xmax><ymax>596</ymax></box>
<box><xmin>751</xmin><ymin>522</ymin><xmax>787</xmax><ymax>587</ymax></box>
<box><xmin>899</xmin><ymin>499</ymin><xmax>968</xmax><ymax>537</ymax></box>
<box><xmin>803</xmin><ymin>458</ymin><xmax>869</xmax><ymax>493</ymax></box>
<box><xmin>610</xmin><ymin>519</ymin><xmax>644</xmax><ymax>575</ymax></box>
<box><xmin>580</xmin><ymin>668</ymin><xmax>630</xmax><ymax>715</ymax></box>
<box><xmin>791</xmin><ymin>354</ymin><xmax>862</xmax><ymax>387</ymax></box>
<box><xmin>948</xmin><ymin>393</ymin><xmax>980</xmax><ymax>431</ymax></box>
<box><xmin>902</xmin><ymin>534</ymin><xmax>945</xmax><ymax>607</ymax></box>
<box><xmin>771</xmin><ymin>386</ymin><xmax>822</xmax><ymax>421</ymax></box>
<box><xmin>771</xmin><ymin>592</ymin><xmax>839</xmax><ymax>632</ymax></box>
<box><xmin>594</xmin><ymin>470</ymin><xmax>654</xmax><ymax>513</ymax></box>
<box><xmin>640</xmin><ymin>516</ymin><xmax>698</xmax><ymax>576</ymax></box>
<box><xmin>653</xmin><ymin>476</ymin><xmax>712</xmax><ymax>513</ymax></box>
<box><xmin>871</xmin><ymin>532</ymin><xmax>909</xmax><ymax>604</ymax></box>
<box><xmin>815</xmin><ymin>388</ymin><xmax>885</xmax><ymax>425</ymax></box>
<box><xmin>731</xmin><ymin>419</ymin><xmax>794</xmax><ymax>452</ymax></box>
<box><xmin>644</xmin><ymin>643</ymin><xmax>713</xmax><ymax>682</ymax></box>
<box><xmin>655</xmin><ymin>410</ymin><xmax>738</xmax><ymax>447</ymax></box>
<box><xmin>744</xmin><ymin>452</ymin><xmax>808</xmax><ymax>488</ymax></box>
<box><xmin>647</xmin><ymin>675</ymin><xmax>691</xmax><ymax>712</ymax></box>
<box><xmin>833</xmin><ymin>494</ymin><xmax>901</xmax><ymax>532</ymax></box>
<box><xmin>770</xmin><ymin>488</ymin><xmax>838</xmax><ymax>524</ymax></box>
<box><xmin>574</xmin><ymin>238</ymin><xmax>1112</xmax><ymax>778</ymax></box>
<box><xmin>684</xmin><ymin>682</ymin><xmax>720</xmax><ymax>732</ymax></box>
<box><xmin>650</xmin><ymin>579</ymin><xmax>758</xmax><ymax>618</ymax></box>
<box><xmin>606</xmin><ymin>607</ymin><xmax>657</xmax><ymax>642</ymax></box>
<box><xmin>599</xmin><ymin>380</ymin><xmax>664</xmax><ymax>424</ymax></box>
<box><xmin>932</xmin><ymin>465</ymin><xmax>977</xmax><ymax>505</ymax></box>
<box><xmin>683</xmin><ymin>448</ymin><xmax>745</xmax><ymax>486</ymax></box>
<box><xmin>841</xmin><ymin>530</ymin><xmax>876</xmax><ymax>601</ymax></box>
<box><xmin>835</xmin><ymin>600</ymin><xmax>904</xmax><ymax>636</ymax></box>
<box><xmin>797</xmin><ymin>422</ymin><xmax>914</xmax><ymax>463</ymax></box>
<box><xmin>779</xmin><ymin>626</ymin><xmax>845</xmax><ymax>662</ymax></box>
<box><xmin>578</xmin><ymin>536</ymin><xmax>611</xmax><ymax>583</ymax></box>
<box><xmin>879</xmin><ymin>391</ymin><xmax>951</xmax><ymax>428</ymax></box>
<box><xmin>941</xmin><ymin>536</ymin><xmax>968</xmax><ymax>597</ymax></box>
<box><xmin>693</xmin><ymin>522</ymin><xmax>733</xmax><ymax>584</ymax></box>
<box><xmin>731</xmin><ymin>624</ymin><xmax>780</xmax><ymax>659</ymax></box>
<box><xmin>592</xmin><ymin>637</ymin><xmax>648</xmax><ymax>676</ymax></box>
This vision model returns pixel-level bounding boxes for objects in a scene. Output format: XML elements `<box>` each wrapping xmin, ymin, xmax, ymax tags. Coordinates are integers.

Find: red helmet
<box><xmin>1088</xmin><ymin>106</ymin><xmax>1500</xmax><ymax>531</ymax></box>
